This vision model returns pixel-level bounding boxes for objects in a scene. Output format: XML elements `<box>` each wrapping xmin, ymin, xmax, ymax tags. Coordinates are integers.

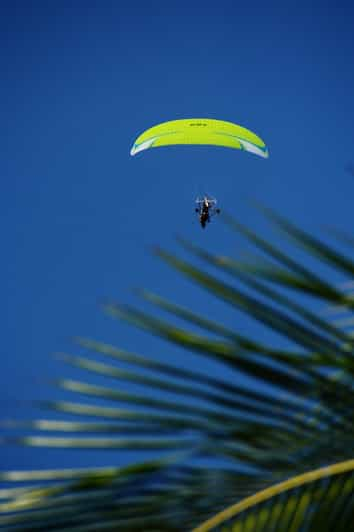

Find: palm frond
<box><xmin>2</xmin><ymin>209</ymin><xmax>354</xmax><ymax>530</ymax></box>
<box><xmin>193</xmin><ymin>459</ymin><xmax>354</xmax><ymax>532</ymax></box>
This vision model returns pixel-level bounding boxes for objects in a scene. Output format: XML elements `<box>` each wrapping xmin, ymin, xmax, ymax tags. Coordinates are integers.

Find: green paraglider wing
<box><xmin>130</xmin><ymin>118</ymin><xmax>269</xmax><ymax>158</ymax></box>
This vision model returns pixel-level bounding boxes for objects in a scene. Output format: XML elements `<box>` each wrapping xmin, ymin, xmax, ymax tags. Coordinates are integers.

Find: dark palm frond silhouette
<box><xmin>1</xmin><ymin>208</ymin><xmax>354</xmax><ymax>531</ymax></box>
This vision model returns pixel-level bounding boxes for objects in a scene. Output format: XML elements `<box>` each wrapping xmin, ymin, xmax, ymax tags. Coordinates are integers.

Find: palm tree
<box><xmin>1</xmin><ymin>208</ymin><xmax>354</xmax><ymax>531</ymax></box>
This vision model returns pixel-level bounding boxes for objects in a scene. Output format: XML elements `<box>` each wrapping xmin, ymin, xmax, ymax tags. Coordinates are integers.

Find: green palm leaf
<box><xmin>193</xmin><ymin>459</ymin><xmax>354</xmax><ymax>532</ymax></box>
<box><xmin>2</xmin><ymin>209</ymin><xmax>354</xmax><ymax>530</ymax></box>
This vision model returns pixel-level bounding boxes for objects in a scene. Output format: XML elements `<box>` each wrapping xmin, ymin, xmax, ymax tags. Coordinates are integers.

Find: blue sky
<box><xmin>1</xmin><ymin>1</ymin><xmax>354</xmax><ymax>472</ymax></box>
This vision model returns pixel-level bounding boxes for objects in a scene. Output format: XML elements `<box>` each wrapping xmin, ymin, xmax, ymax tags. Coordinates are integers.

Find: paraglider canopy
<box><xmin>130</xmin><ymin>118</ymin><xmax>269</xmax><ymax>158</ymax></box>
